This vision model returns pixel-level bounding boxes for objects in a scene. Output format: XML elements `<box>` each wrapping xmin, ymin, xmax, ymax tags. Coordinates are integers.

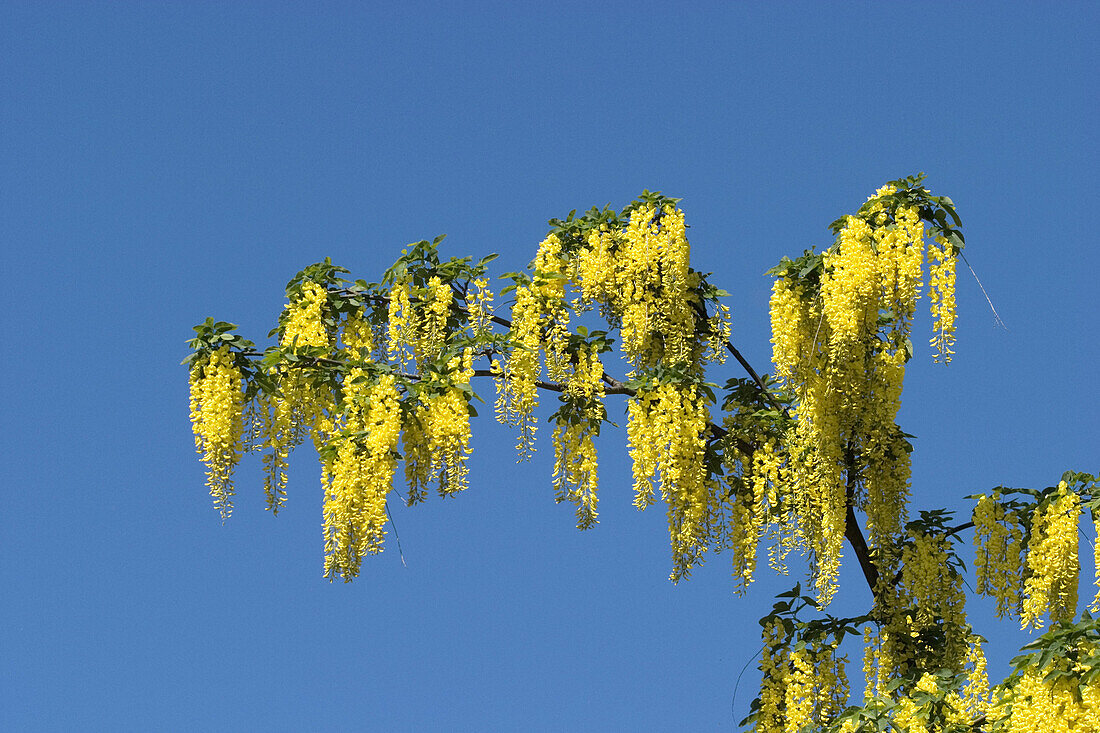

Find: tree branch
<box><xmin>323</xmin><ymin>281</ymin><xmax>883</xmax><ymax>596</ymax></box>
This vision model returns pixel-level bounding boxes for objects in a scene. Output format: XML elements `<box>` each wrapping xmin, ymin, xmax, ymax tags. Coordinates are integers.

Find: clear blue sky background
<box><xmin>2</xmin><ymin>3</ymin><xmax>1097</xmax><ymax>731</ymax></box>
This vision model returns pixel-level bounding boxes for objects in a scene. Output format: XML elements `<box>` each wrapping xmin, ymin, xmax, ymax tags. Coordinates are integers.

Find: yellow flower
<box><xmin>189</xmin><ymin>346</ymin><xmax>245</xmax><ymax>521</ymax></box>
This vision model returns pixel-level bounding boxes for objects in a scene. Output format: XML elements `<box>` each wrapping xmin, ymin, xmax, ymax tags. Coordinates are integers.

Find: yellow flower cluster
<box><xmin>575</xmin><ymin>206</ymin><xmax>729</xmax><ymax>373</ymax></box>
<box><xmin>283</xmin><ymin>281</ymin><xmax>330</xmax><ymax>348</ymax></box>
<box><xmin>887</xmin><ymin>673</ymin><xmax>972</xmax><ymax>733</ymax></box>
<box><xmin>756</xmin><ymin>621</ymin><xmax>849</xmax><ymax>733</ymax></box>
<box><xmin>963</xmin><ymin>635</ymin><xmax>991</xmax><ymax>720</ymax></box>
<box><xmin>496</xmin><ymin>284</ymin><xmax>541</xmax><ymax>460</ymax></box>
<box><xmin>406</xmin><ymin>350</ymin><xmax>474</xmax><ymax>501</ymax></box>
<box><xmin>721</xmin><ymin>434</ymin><xmax>786</xmax><ymax>594</ymax></box>
<box><xmin>262</xmin><ymin>280</ymin><xmax>334</xmax><ymax>512</ymax></box>
<box><xmin>995</xmin><ymin>652</ymin><xmax>1100</xmax><ymax>733</ymax></box>
<box><xmin>869</xmin><ymin>531</ymin><xmax>968</xmax><ymax>691</ymax></box>
<box><xmin>532</xmin><ymin>235</ymin><xmax>572</xmax><ymax>382</ymax></box>
<box><xmin>973</xmin><ymin>493</ymin><xmax>1025</xmax><ymax>618</ymax></box>
<box><xmin>341</xmin><ymin>306</ymin><xmax>375</xmax><ymax>358</ymax></box>
<box><xmin>322</xmin><ymin>371</ymin><xmax>402</xmax><ymax>581</ymax></box>
<box><xmin>627</xmin><ymin>383</ymin><xmax>713</xmax><ymax>581</ymax></box>
<box><xmin>551</xmin><ymin>347</ymin><xmax>606</xmax><ymax>530</ymax></box>
<box><xmin>189</xmin><ymin>346</ymin><xmax>245</xmax><ymax>521</ymax></box>
<box><xmin>1021</xmin><ymin>484</ymin><xmax>1080</xmax><ymax>629</ymax></box>
<box><xmin>387</xmin><ymin>276</ymin><xmax>413</xmax><ymax>366</ymax></box>
<box><xmin>575</xmin><ymin>206</ymin><xmax>706</xmax><ymax>373</ymax></box>
<box><xmin>927</xmin><ymin>235</ymin><xmax>957</xmax><ymax>363</ymax></box>
<box><xmin>756</xmin><ymin>620</ymin><xmax>789</xmax><ymax>733</ymax></box>
<box><xmin>768</xmin><ymin>192</ymin><xmax>940</xmax><ymax>603</ymax></box>
<box><xmin>467</xmin><ymin>277</ymin><xmax>495</xmax><ymax>335</ymax></box>
<box><xmin>387</xmin><ymin>275</ymin><xmax>453</xmax><ymax>369</ymax></box>
<box><xmin>848</xmin><ymin>635</ymin><xmax>988</xmax><ymax>731</ymax></box>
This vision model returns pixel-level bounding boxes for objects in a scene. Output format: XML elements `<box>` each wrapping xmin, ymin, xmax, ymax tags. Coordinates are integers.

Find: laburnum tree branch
<box><xmin>187</xmin><ymin>181</ymin><xmax>1100</xmax><ymax>732</ymax></box>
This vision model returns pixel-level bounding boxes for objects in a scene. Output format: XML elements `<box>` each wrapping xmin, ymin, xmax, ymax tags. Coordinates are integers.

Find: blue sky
<box><xmin>1</xmin><ymin>2</ymin><xmax>1097</xmax><ymax>731</ymax></box>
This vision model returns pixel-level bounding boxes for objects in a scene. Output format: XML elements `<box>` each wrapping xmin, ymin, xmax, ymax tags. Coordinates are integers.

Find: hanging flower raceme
<box><xmin>262</xmin><ymin>279</ymin><xmax>335</xmax><ymax>512</ymax></box>
<box><xmin>753</xmin><ymin>619</ymin><xmax>849</xmax><ymax>733</ymax></box>
<box><xmin>467</xmin><ymin>277</ymin><xmax>495</xmax><ymax>335</ymax></box>
<box><xmin>991</xmin><ymin>619</ymin><xmax>1100</xmax><ymax>733</ymax></box>
<box><xmin>322</xmin><ymin>370</ymin><xmax>402</xmax><ymax>581</ymax></box>
<box><xmin>766</xmin><ymin>180</ymin><xmax>963</xmax><ymax>604</ymax></box>
<box><xmin>868</xmin><ymin>529</ymin><xmax>969</xmax><ymax>693</ymax></box>
<box><xmin>189</xmin><ymin>345</ymin><xmax>245</xmax><ymax>521</ymax></box>
<box><xmin>627</xmin><ymin>381</ymin><xmax>714</xmax><ymax>582</ymax></box>
<box><xmin>496</xmin><ymin>283</ymin><xmax>541</xmax><ymax>460</ymax></box>
<box><xmin>928</xmin><ymin>234</ymin><xmax>957</xmax><ymax>363</ymax></box>
<box><xmin>1021</xmin><ymin>483</ymin><xmax>1080</xmax><ymax>629</ymax></box>
<box><xmin>972</xmin><ymin>492</ymin><xmax>1025</xmax><ymax>618</ymax></box>
<box><xmin>407</xmin><ymin>349</ymin><xmax>475</xmax><ymax>501</ymax></box>
<box><xmin>551</xmin><ymin>345</ymin><xmax>606</xmax><ymax>530</ymax></box>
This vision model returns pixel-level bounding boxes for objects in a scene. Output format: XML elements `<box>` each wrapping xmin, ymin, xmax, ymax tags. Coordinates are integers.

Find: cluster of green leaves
<box><xmin>184</xmin><ymin>317</ymin><xmax>256</xmax><ymax>363</ymax></box>
<box><xmin>761</xmin><ymin>583</ymin><xmax>871</xmax><ymax>649</ymax></box>
<box><xmin>901</xmin><ymin>509</ymin><xmax>968</xmax><ymax>575</ymax></box>
<box><xmin>721</xmin><ymin>375</ymin><xmax>793</xmax><ymax>429</ymax></box>
<box><xmin>766</xmin><ymin>172</ymin><xmax>965</xmax><ymax>291</ymax></box>
<box><xmin>183</xmin><ymin>318</ymin><xmax>266</xmax><ymax>400</ymax></box>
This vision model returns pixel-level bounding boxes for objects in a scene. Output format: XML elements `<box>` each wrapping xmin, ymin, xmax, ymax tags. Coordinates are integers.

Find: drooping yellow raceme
<box><xmin>1093</xmin><ymin>526</ymin><xmax>1100</xmax><ymax>613</ymax></box>
<box><xmin>972</xmin><ymin>493</ymin><xmax>1025</xmax><ymax>618</ymax></box>
<box><xmin>497</xmin><ymin>284</ymin><xmax>541</xmax><ymax>460</ymax></box>
<box><xmin>322</xmin><ymin>370</ymin><xmax>402</xmax><ymax>581</ymax></box>
<box><xmin>387</xmin><ymin>275</ymin><xmax>414</xmax><ymax>367</ymax></box>
<box><xmin>755</xmin><ymin>620</ymin><xmax>849</xmax><ymax>733</ymax></box>
<box><xmin>616</xmin><ymin>205</ymin><xmax>699</xmax><ymax>371</ymax></box>
<box><xmin>467</xmin><ymin>277</ymin><xmax>495</xmax><ymax>335</ymax></box>
<box><xmin>386</xmin><ymin>274</ymin><xmax>453</xmax><ymax>369</ymax></box>
<box><xmin>767</xmin><ymin>191</ymin><xmax>951</xmax><ymax>604</ymax></box>
<box><xmin>870</xmin><ymin>530</ymin><xmax>969</xmax><ymax>689</ymax></box>
<box><xmin>756</xmin><ymin>620</ymin><xmax>789</xmax><ymax>733</ymax></box>
<box><xmin>627</xmin><ymin>382</ymin><xmax>713</xmax><ymax>582</ymax></box>
<box><xmin>189</xmin><ymin>345</ymin><xmax>245</xmax><ymax>521</ymax></box>
<box><xmin>1021</xmin><ymin>483</ymin><xmax>1080</xmax><ymax>629</ymax></box>
<box><xmin>341</xmin><ymin>307</ymin><xmax>375</xmax><ymax>357</ymax></box>
<box><xmin>531</xmin><ymin>234</ymin><xmax>572</xmax><ymax>382</ymax></box>
<box><xmin>963</xmin><ymin>635</ymin><xmax>991</xmax><ymax>721</ymax></box>
<box><xmin>716</xmin><ymin>416</ymin><xmax>792</xmax><ymax>594</ymax></box>
<box><xmin>927</xmin><ymin>235</ymin><xmax>957</xmax><ymax>364</ymax></box>
<box><xmin>262</xmin><ymin>280</ymin><xmax>334</xmax><ymax>512</ymax></box>
<box><xmin>419</xmin><ymin>275</ymin><xmax>452</xmax><ymax>364</ymax></box>
<box><xmin>888</xmin><ymin>673</ymin><xmax>972</xmax><ymax>733</ymax></box>
<box><xmin>551</xmin><ymin>346</ymin><xmax>606</xmax><ymax>530</ymax></box>
<box><xmin>419</xmin><ymin>349</ymin><xmax>475</xmax><ymax>498</ymax></box>
<box><xmin>283</xmin><ymin>281</ymin><xmax>330</xmax><ymax>349</ymax></box>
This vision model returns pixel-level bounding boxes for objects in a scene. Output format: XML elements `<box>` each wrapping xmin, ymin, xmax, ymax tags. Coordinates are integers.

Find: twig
<box><xmin>960</xmin><ymin>252</ymin><xmax>1008</xmax><ymax>331</ymax></box>
<box><xmin>385</xmin><ymin>502</ymin><xmax>408</xmax><ymax>568</ymax></box>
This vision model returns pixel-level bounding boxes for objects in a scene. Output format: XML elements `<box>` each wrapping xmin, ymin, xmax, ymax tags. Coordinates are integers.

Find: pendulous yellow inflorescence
<box><xmin>551</xmin><ymin>345</ymin><xmax>606</xmax><ymax>530</ymax></box>
<box><xmin>626</xmin><ymin>382</ymin><xmax>713</xmax><ymax>582</ymax></box>
<box><xmin>927</xmin><ymin>235</ymin><xmax>957</xmax><ymax>363</ymax></box>
<box><xmin>261</xmin><ymin>280</ymin><xmax>335</xmax><ymax>513</ymax></box>
<box><xmin>767</xmin><ymin>185</ymin><xmax>959</xmax><ymax>604</ymax></box>
<box><xmin>322</xmin><ymin>371</ymin><xmax>402</xmax><ymax>581</ymax></box>
<box><xmin>972</xmin><ymin>492</ymin><xmax>1025</xmax><ymax>618</ymax></box>
<box><xmin>756</xmin><ymin>619</ymin><xmax>849</xmax><ymax>733</ymax></box>
<box><xmin>189</xmin><ymin>345</ymin><xmax>245</xmax><ymax>521</ymax></box>
<box><xmin>1021</xmin><ymin>483</ymin><xmax>1080</xmax><ymax>629</ymax></box>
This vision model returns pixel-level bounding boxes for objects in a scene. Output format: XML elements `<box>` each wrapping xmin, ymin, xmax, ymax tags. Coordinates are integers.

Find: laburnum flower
<box><xmin>189</xmin><ymin>346</ymin><xmax>245</xmax><ymax>521</ymax></box>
